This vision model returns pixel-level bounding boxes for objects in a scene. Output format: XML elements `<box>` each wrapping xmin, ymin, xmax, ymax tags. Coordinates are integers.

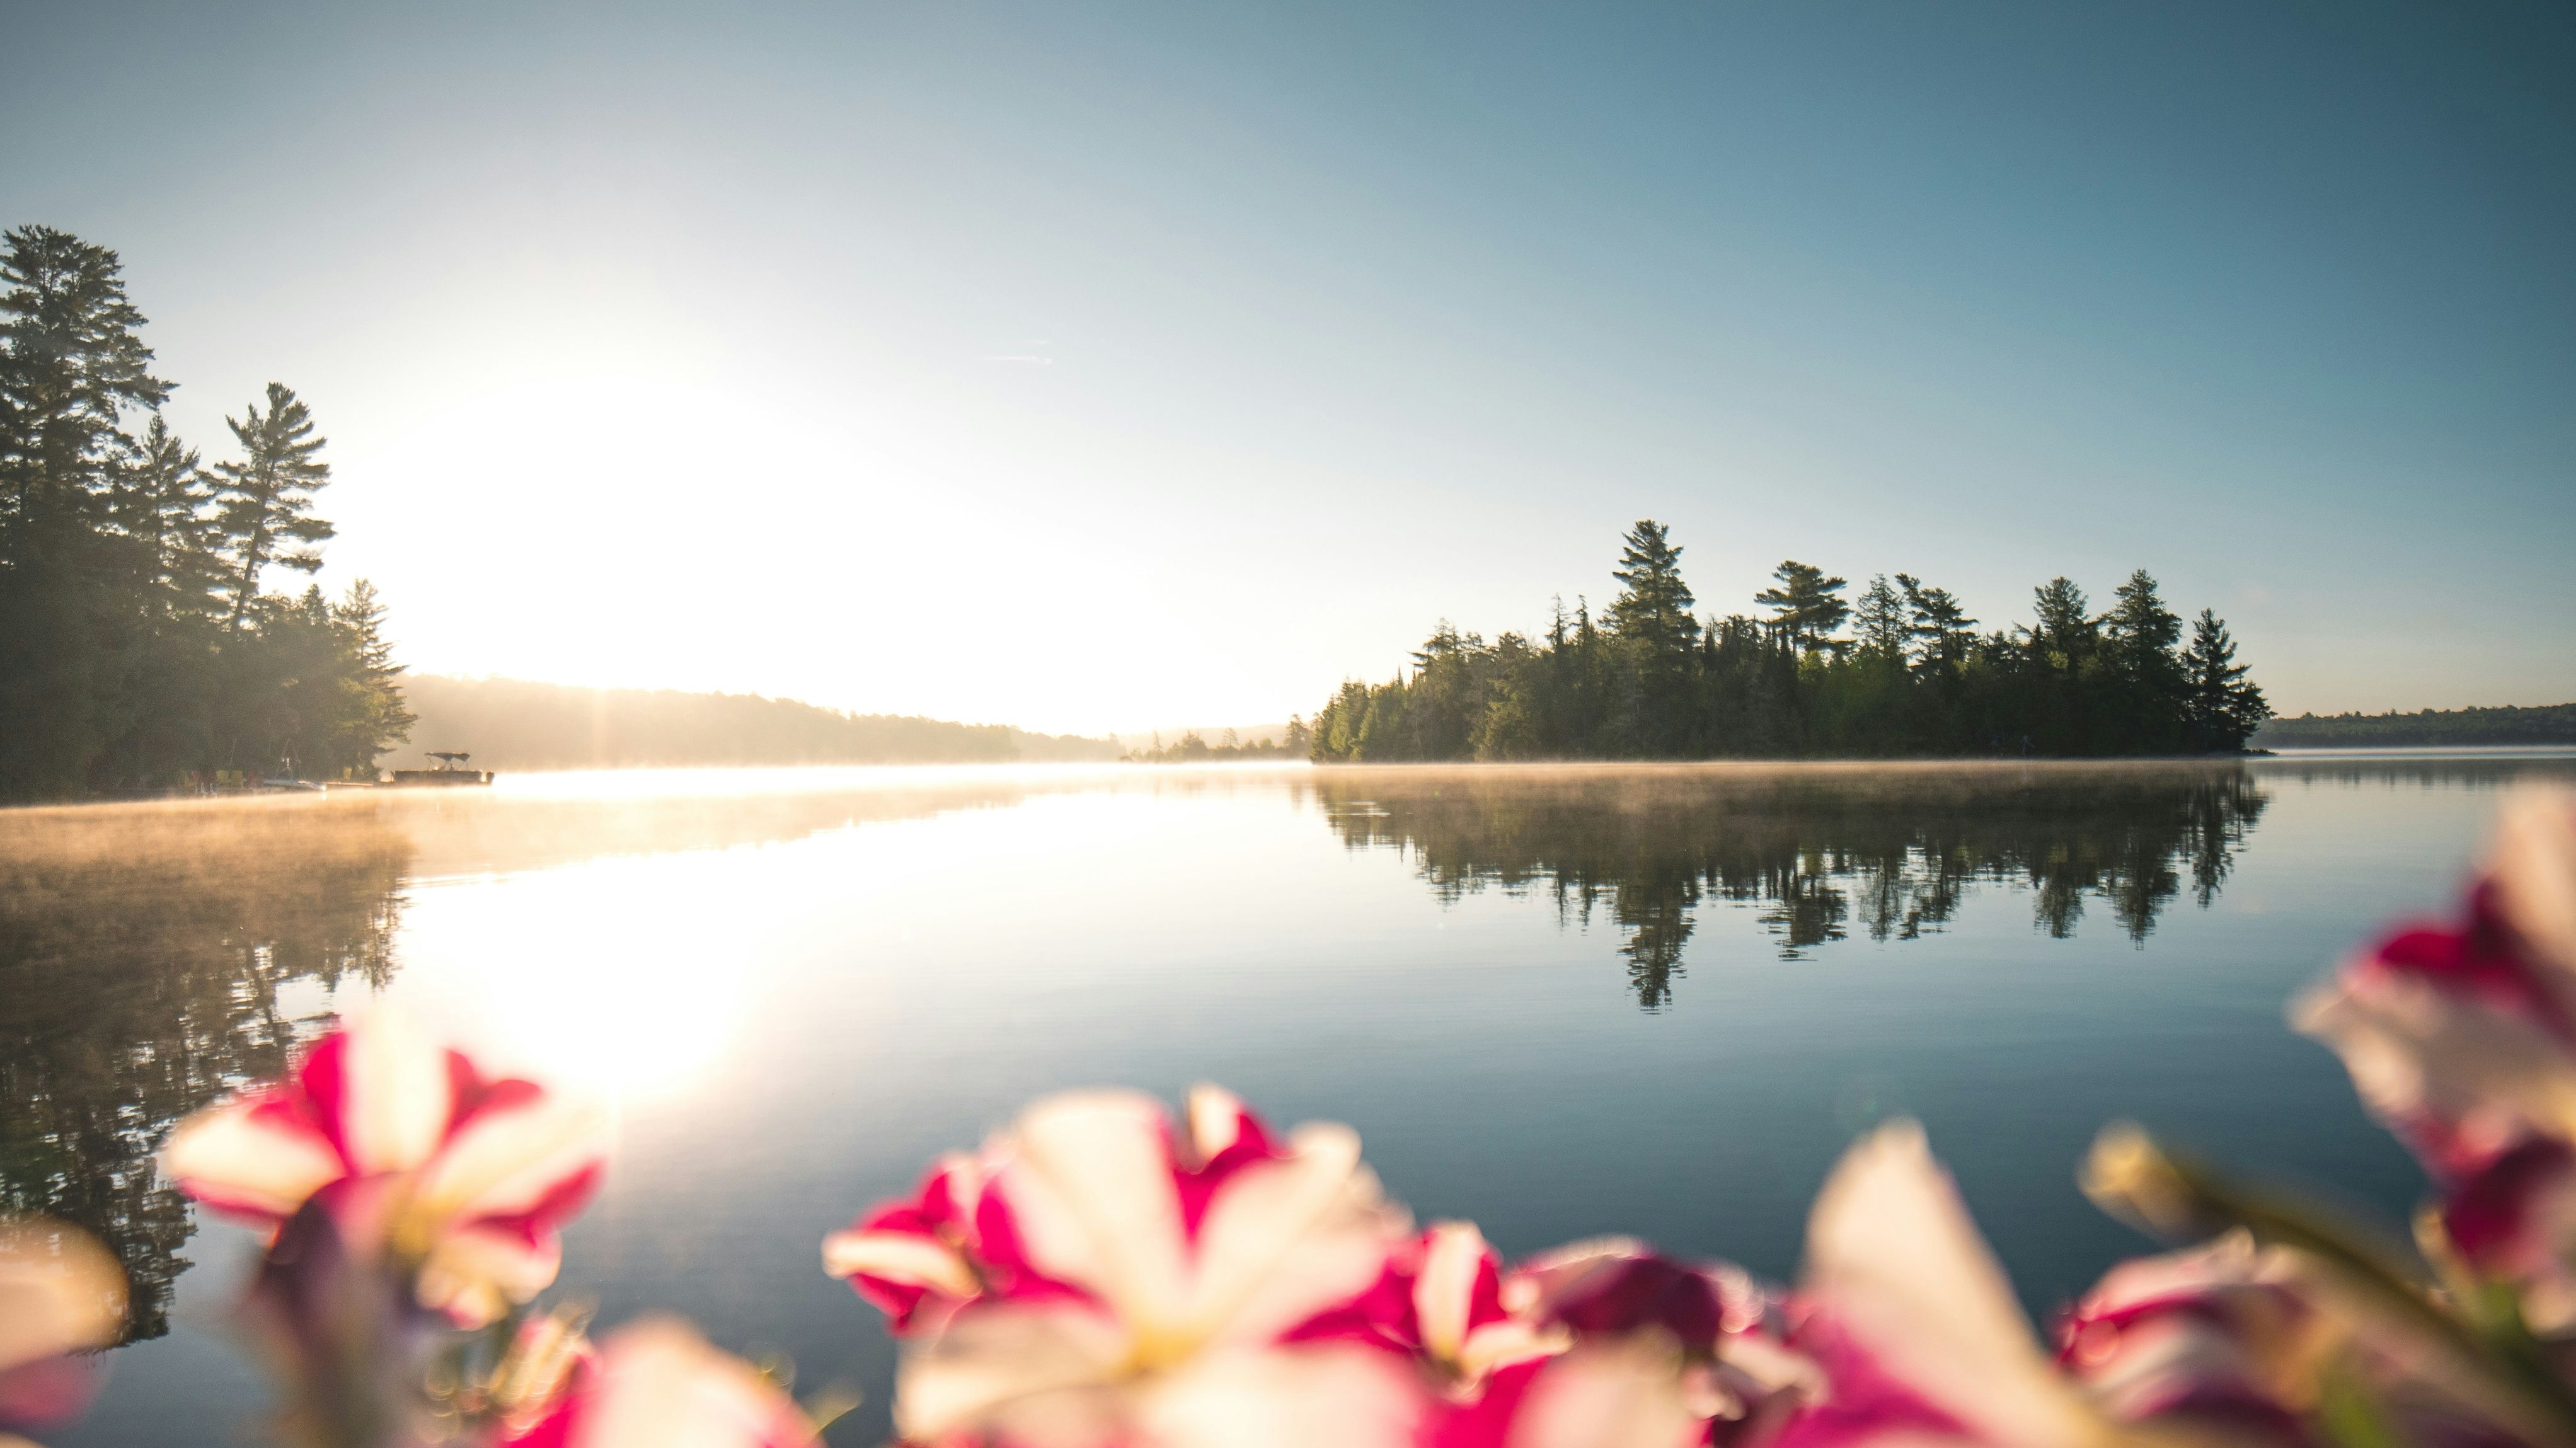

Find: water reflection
<box><xmin>0</xmin><ymin>778</ymin><xmax>1045</xmax><ymax>1345</ymax></box>
<box><xmin>0</xmin><ymin>802</ymin><xmax>410</xmax><ymax>1342</ymax></box>
<box><xmin>1311</xmin><ymin>763</ymin><xmax>2270</xmax><ymax>1008</ymax></box>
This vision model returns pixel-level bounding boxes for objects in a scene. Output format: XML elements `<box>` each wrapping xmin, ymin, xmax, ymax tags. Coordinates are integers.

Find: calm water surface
<box><xmin>9</xmin><ymin>756</ymin><xmax>2574</xmax><ymax>1445</ymax></box>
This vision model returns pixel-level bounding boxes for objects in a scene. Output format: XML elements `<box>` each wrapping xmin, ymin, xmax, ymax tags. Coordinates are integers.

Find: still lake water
<box><xmin>9</xmin><ymin>754</ymin><xmax>2575</xmax><ymax>1444</ymax></box>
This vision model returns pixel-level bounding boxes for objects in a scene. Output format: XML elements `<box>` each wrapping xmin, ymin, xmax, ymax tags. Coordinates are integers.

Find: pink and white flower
<box><xmin>2296</xmin><ymin>789</ymin><xmax>2576</xmax><ymax>1329</ymax></box>
<box><xmin>163</xmin><ymin>1010</ymin><xmax>608</xmax><ymax>1328</ymax></box>
<box><xmin>485</xmin><ymin>1318</ymin><xmax>816</xmax><ymax>1448</ymax></box>
<box><xmin>839</xmin><ymin>1086</ymin><xmax>1429</xmax><ymax>1448</ymax></box>
<box><xmin>2055</xmin><ymin>1234</ymin><xmax>2326</xmax><ymax>1442</ymax></box>
<box><xmin>822</xmin><ymin>1152</ymin><xmax>994</xmax><ymax>1335</ymax></box>
<box><xmin>1433</xmin><ymin>1238</ymin><xmax>1812</xmax><ymax>1448</ymax></box>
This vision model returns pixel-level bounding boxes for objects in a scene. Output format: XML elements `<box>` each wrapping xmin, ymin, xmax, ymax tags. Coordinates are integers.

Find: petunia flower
<box><xmin>2296</xmin><ymin>788</ymin><xmax>2576</xmax><ymax>1328</ymax></box>
<box><xmin>163</xmin><ymin>1009</ymin><xmax>608</xmax><ymax>1328</ymax></box>
<box><xmin>1403</xmin><ymin>1222</ymin><xmax>1568</xmax><ymax>1391</ymax></box>
<box><xmin>1432</xmin><ymin>1238</ymin><xmax>1815</xmax><ymax>1448</ymax></box>
<box><xmin>0</xmin><ymin>1217</ymin><xmax>127</xmax><ymax>1446</ymax></box>
<box><xmin>484</xmin><ymin>1317</ymin><xmax>817</xmax><ymax>1448</ymax></box>
<box><xmin>2055</xmin><ymin>1233</ymin><xmax>2330</xmax><ymax>1443</ymax></box>
<box><xmin>856</xmin><ymin>1086</ymin><xmax>1429</xmax><ymax>1448</ymax></box>
<box><xmin>822</xmin><ymin>1152</ymin><xmax>994</xmax><ymax>1335</ymax></box>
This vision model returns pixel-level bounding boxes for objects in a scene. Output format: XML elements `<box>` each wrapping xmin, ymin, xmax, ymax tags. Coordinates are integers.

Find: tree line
<box><xmin>0</xmin><ymin>225</ymin><xmax>412</xmax><ymax>802</ymax></box>
<box><xmin>2255</xmin><ymin>702</ymin><xmax>2576</xmax><ymax>750</ymax></box>
<box><xmin>1309</xmin><ymin>521</ymin><xmax>2269</xmax><ymax>761</ymax></box>
<box><xmin>402</xmin><ymin>675</ymin><xmax>1120</xmax><ymax>769</ymax></box>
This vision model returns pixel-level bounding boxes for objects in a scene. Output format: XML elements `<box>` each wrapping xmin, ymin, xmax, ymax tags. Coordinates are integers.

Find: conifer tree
<box><xmin>2028</xmin><ymin>577</ymin><xmax>2095</xmax><ymax>671</ymax></box>
<box><xmin>1853</xmin><ymin>575</ymin><xmax>1909</xmax><ymax>659</ymax></box>
<box><xmin>1608</xmin><ymin>520</ymin><xmax>1696</xmax><ymax>654</ymax></box>
<box><xmin>211</xmin><ymin>382</ymin><xmax>333</xmax><ymax>630</ymax></box>
<box><xmin>1894</xmin><ymin>573</ymin><xmax>1976</xmax><ymax>676</ymax></box>
<box><xmin>1753</xmin><ymin>561</ymin><xmax>1848</xmax><ymax>654</ymax></box>
<box><xmin>0</xmin><ymin>225</ymin><xmax>170</xmax><ymax>543</ymax></box>
<box><xmin>115</xmin><ymin>414</ymin><xmax>222</xmax><ymax>617</ymax></box>
<box><xmin>2180</xmin><ymin>609</ymin><xmax>2268</xmax><ymax>750</ymax></box>
<box><xmin>0</xmin><ymin>226</ymin><xmax>172</xmax><ymax>797</ymax></box>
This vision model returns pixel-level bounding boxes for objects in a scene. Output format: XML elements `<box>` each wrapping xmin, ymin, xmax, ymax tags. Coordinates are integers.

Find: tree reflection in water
<box><xmin>0</xmin><ymin>800</ymin><xmax>410</xmax><ymax>1342</ymax></box>
<box><xmin>1310</xmin><ymin>763</ymin><xmax>2270</xmax><ymax>1010</ymax></box>
<box><xmin>0</xmin><ymin>777</ymin><xmax>1054</xmax><ymax>1345</ymax></box>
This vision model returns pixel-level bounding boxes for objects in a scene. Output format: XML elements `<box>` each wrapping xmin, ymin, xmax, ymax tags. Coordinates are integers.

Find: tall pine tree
<box><xmin>211</xmin><ymin>382</ymin><xmax>333</xmax><ymax>631</ymax></box>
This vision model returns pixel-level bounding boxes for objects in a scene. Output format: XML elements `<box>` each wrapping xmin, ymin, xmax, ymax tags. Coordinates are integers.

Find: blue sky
<box><xmin>6</xmin><ymin>2</ymin><xmax>2570</xmax><ymax>730</ymax></box>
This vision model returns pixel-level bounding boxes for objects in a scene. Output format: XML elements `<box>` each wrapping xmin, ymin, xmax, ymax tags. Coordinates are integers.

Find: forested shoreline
<box><xmin>402</xmin><ymin>675</ymin><xmax>1119</xmax><ymax>768</ymax></box>
<box><xmin>2255</xmin><ymin>703</ymin><xmax>2576</xmax><ymax>749</ymax></box>
<box><xmin>0</xmin><ymin>225</ymin><xmax>412</xmax><ymax>802</ymax></box>
<box><xmin>1309</xmin><ymin>522</ymin><xmax>2270</xmax><ymax>761</ymax></box>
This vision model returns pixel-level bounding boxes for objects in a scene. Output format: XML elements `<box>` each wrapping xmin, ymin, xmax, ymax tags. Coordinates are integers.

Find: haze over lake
<box><xmin>7</xmin><ymin>753</ymin><xmax>2567</xmax><ymax>1444</ymax></box>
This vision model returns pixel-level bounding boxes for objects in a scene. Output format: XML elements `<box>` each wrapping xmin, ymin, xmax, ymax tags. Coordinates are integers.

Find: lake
<box><xmin>9</xmin><ymin>754</ymin><xmax>2573</xmax><ymax>1445</ymax></box>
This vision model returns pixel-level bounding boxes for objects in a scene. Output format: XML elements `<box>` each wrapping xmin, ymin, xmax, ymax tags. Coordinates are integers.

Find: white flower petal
<box><xmin>1186</xmin><ymin>1085</ymin><xmax>1246</xmax><ymax>1163</ymax></box>
<box><xmin>0</xmin><ymin>1220</ymin><xmax>125</xmax><ymax>1369</ymax></box>
<box><xmin>410</xmin><ymin>1089</ymin><xmax>607</xmax><ymax>1226</ymax></box>
<box><xmin>1417</xmin><ymin>1221</ymin><xmax>1488</xmax><ymax>1364</ymax></box>
<box><xmin>2495</xmin><ymin>788</ymin><xmax>2576</xmax><ymax>980</ymax></box>
<box><xmin>2294</xmin><ymin>970</ymin><xmax>2576</xmax><ymax>1147</ymax></box>
<box><xmin>1502</xmin><ymin>1336</ymin><xmax>1706</xmax><ymax>1448</ymax></box>
<box><xmin>160</xmin><ymin>1100</ymin><xmax>345</xmax><ymax>1220</ymax></box>
<box><xmin>1192</xmin><ymin>1124</ymin><xmax>1403</xmax><ymax>1345</ymax></box>
<box><xmin>1804</xmin><ymin>1121</ymin><xmax>2100</xmax><ymax>1448</ymax></box>
<box><xmin>416</xmin><ymin>1224</ymin><xmax>561</xmax><ymax>1328</ymax></box>
<box><xmin>1001</xmin><ymin>1091</ymin><xmax>1191</xmax><ymax>1329</ymax></box>
<box><xmin>895</xmin><ymin>1301</ymin><xmax>1133</xmax><ymax>1446</ymax></box>
<box><xmin>338</xmin><ymin>1009</ymin><xmax>457</xmax><ymax>1175</ymax></box>
<box><xmin>575</xmin><ymin>1319</ymin><xmax>815</xmax><ymax>1448</ymax></box>
<box><xmin>1140</xmin><ymin>1343</ymin><xmax>1424</xmax><ymax>1448</ymax></box>
<box><xmin>821</xmin><ymin>1229</ymin><xmax>980</xmax><ymax>1297</ymax></box>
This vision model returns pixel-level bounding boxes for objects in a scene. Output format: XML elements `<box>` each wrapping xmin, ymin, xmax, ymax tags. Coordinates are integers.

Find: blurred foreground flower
<box><xmin>0</xmin><ymin>1217</ymin><xmax>127</xmax><ymax>1448</ymax></box>
<box><xmin>1439</xmin><ymin>1236</ymin><xmax>1814</xmax><ymax>1448</ymax></box>
<box><xmin>164</xmin><ymin>1009</ymin><xmax>608</xmax><ymax>1328</ymax></box>
<box><xmin>833</xmin><ymin>1089</ymin><xmax>1823</xmax><ymax>1448</ymax></box>
<box><xmin>2296</xmin><ymin>789</ymin><xmax>2576</xmax><ymax>1334</ymax></box>
<box><xmin>832</xmin><ymin>1086</ymin><xmax>1429</xmax><ymax>1448</ymax></box>
<box><xmin>485</xmin><ymin>1317</ymin><xmax>817</xmax><ymax>1448</ymax></box>
<box><xmin>1774</xmin><ymin>1120</ymin><xmax>2120</xmax><ymax>1448</ymax></box>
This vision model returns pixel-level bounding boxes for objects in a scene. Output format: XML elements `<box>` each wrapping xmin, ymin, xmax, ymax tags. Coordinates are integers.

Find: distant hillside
<box><xmin>396</xmin><ymin>676</ymin><xmax>1120</xmax><ymax>771</ymax></box>
<box><xmin>2254</xmin><ymin>703</ymin><xmax>2576</xmax><ymax>750</ymax></box>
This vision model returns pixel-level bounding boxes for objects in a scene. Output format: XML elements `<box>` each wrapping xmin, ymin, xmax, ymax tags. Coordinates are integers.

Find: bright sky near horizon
<box><xmin>5</xmin><ymin>3</ymin><xmax>2572</xmax><ymax>734</ymax></box>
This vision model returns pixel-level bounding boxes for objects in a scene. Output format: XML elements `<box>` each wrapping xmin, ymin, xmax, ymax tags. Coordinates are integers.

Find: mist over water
<box><xmin>8</xmin><ymin>755</ymin><xmax>2572</xmax><ymax>1445</ymax></box>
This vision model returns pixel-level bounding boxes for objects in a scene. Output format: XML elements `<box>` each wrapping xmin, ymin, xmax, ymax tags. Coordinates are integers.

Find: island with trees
<box><xmin>1308</xmin><ymin>522</ymin><xmax>2270</xmax><ymax>761</ymax></box>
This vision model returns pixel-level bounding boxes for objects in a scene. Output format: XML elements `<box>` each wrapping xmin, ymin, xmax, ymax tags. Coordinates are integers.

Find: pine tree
<box><xmin>1853</xmin><ymin>575</ymin><xmax>1908</xmax><ymax>660</ymax></box>
<box><xmin>2103</xmin><ymin>570</ymin><xmax>2182</xmax><ymax>668</ymax></box>
<box><xmin>211</xmin><ymin>382</ymin><xmax>333</xmax><ymax>631</ymax></box>
<box><xmin>2180</xmin><ymin>609</ymin><xmax>2268</xmax><ymax>751</ymax></box>
<box><xmin>114</xmin><ymin>414</ymin><xmax>222</xmax><ymax>618</ymax></box>
<box><xmin>0</xmin><ymin>225</ymin><xmax>170</xmax><ymax>545</ymax></box>
<box><xmin>1608</xmin><ymin>520</ymin><xmax>1696</xmax><ymax>653</ymax></box>
<box><xmin>2102</xmin><ymin>570</ymin><xmax>2185</xmax><ymax>747</ymax></box>
<box><xmin>0</xmin><ymin>226</ymin><xmax>172</xmax><ymax>799</ymax></box>
<box><xmin>1894</xmin><ymin>573</ymin><xmax>1976</xmax><ymax>677</ymax></box>
<box><xmin>1753</xmin><ymin>560</ymin><xmax>1848</xmax><ymax>655</ymax></box>
<box><xmin>2028</xmin><ymin>577</ymin><xmax>2095</xmax><ymax>672</ymax></box>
